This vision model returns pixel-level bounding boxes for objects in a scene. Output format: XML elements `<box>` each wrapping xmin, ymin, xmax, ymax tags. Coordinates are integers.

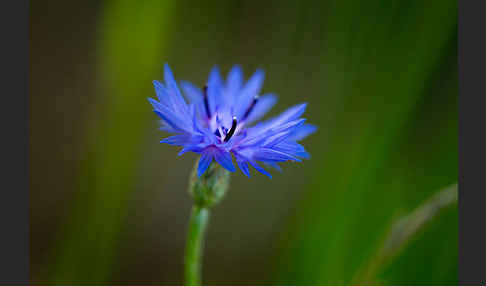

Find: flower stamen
<box><xmin>224</xmin><ymin>117</ymin><xmax>238</xmax><ymax>142</ymax></box>
<box><xmin>203</xmin><ymin>85</ymin><xmax>211</xmax><ymax>118</ymax></box>
<box><xmin>242</xmin><ymin>95</ymin><xmax>259</xmax><ymax>121</ymax></box>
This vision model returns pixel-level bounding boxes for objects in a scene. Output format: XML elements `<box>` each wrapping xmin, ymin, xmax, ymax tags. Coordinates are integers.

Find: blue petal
<box><xmin>244</xmin><ymin>93</ymin><xmax>278</xmax><ymax>123</ymax></box>
<box><xmin>207</xmin><ymin>66</ymin><xmax>224</xmax><ymax>113</ymax></box>
<box><xmin>242</xmin><ymin>109</ymin><xmax>307</xmax><ymax>147</ymax></box>
<box><xmin>214</xmin><ymin>149</ymin><xmax>236</xmax><ymax>172</ymax></box>
<box><xmin>163</xmin><ymin>63</ymin><xmax>176</xmax><ymax>86</ymax></box>
<box><xmin>160</xmin><ymin>135</ymin><xmax>190</xmax><ymax>146</ymax></box>
<box><xmin>288</xmin><ymin>123</ymin><xmax>317</xmax><ymax>141</ymax></box>
<box><xmin>249</xmin><ymin>103</ymin><xmax>307</xmax><ymax>135</ymax></box>
<box><xmin>226</xmin><ymin>65</ymin><xmax>243</xmax><ymax>98</ymax></box>
<box><xmin>164</xmin><ymin>64</ymin><xmax>185</xmax><ymax>103</ymax></box>
<box><xmin>153</xmin><ymin>110</ymin><xmax>184</xmax><ymax>132</ymax></box>
<box><xmin>154</xmin><ymin>65</ymin><xmax>189</xmax><ymax>117</ymax></box>
<box><xmin>271</xmin><ymin>118</ymin><xmax>307</xmax><ymax>134</ymax></box>
<box><xmin>273</xmin><ymin>141</ymin><xmax>310</xmax><ymax>159</ymax></box>
<box><xmin>160</xmin><ymin>134</ymin><xmax>204</xmax><ymax>146</ymax></box>
<box><xmin>180</xmin><ymin>80</ymin><xmax>203</xmax><ymax>104</ymax></box>
<box><xmin>265</xmin><ymin>162</ymin><xmax>282</xmax><ymax>172</ymax></box>
<box><xmin>153</xmin><ymin>80</ymin><xmax>170</xmax><ymax>104</ymax></box>
<box><xmin>253</xmin><ymin>148</ymin><xmax>301</xmax><ymax>162</ymax></box>
<box><xmin>274</xmin><ymin>141</ymin><xmax>306</xmax><ymax>151</ymax></box>
<box><xmin>263</xmin><ymin>119</ymin><xmax>306</xmax><ymax>146</ymax></box>
<box><xmin>241</xmin><ymin>119</ymin><xmax>306</xmax><ymax>148</ymax></box>
<box><xmin>235</xmin><ymin>69</ymin><xmax>265</xmax><ymax>118</ymax></box>
<box><xmin>271</xmin><ymin>103</ymin><xmax>307</xmax><ymax>126</ymax></box>
<box><xmin>179</xmin><ymin>81</ymin><xmax>206</xmax><ymax>122</ymax></box>
<box><xmin>159</xmin><ymin>125</ymin><xmax>175</xmax><ymax>132</ymax></box>
<box><xmin>237</xmin><ymin>160</ymin><xmax>250</xmax><ymax>177</ymax></box>
<box><xmin>262</xmin><ymin>131</ymin><xmax>293</xmax><ymax>147</ymax></box>
<box><xmin>242</xmin><ymin>69</ymin><xmax>265</xmax><ymax>97</ymax></box>
<box><xmin>153</xmin><ymin>80</ymin><xmax>189</xmax><ymax>118</ymax></box>
<box><xmin>197</xmin><ymin>150</ymin><xmax>214</xmax><ymax>177</ymax></box>
<box><xmin>296</xmin><ymin>150</ymin><xmax>311</xmax><ymax>159</ymax></box>
<box><xmin>149</xmin><ymin>98</ymin><xmax>191</xmax><ymax>132</ymax></box>
<box><xmin>178</xmin><ymin>145</ymin><xmax>204</xmax><ymax>156</ymax></box>
<box><xmin>249</xmin><ymin>161</ymin><xmax>272</xmax><ymax>178</ymax></box>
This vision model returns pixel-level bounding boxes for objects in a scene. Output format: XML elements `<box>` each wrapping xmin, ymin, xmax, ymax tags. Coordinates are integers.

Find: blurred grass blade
<box><xmin>47</xmin><ymin>0</ymin><xmax>175</xmax><ymax>285</ymax></box>
<box><xmin>380</xmin><ymin>184</ymin><xmax>457</xmax><ymax>260</ymax></box>
<box><xmin>349</xmin><ymin>183</ymin><xmax>458</xmax><ymax>286</ymax></box>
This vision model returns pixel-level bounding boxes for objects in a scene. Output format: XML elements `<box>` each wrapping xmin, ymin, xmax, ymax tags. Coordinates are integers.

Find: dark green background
<box><xmin>30</xmin><ymin>0</ymin><xmax>457</xmax><ymax>285</ymax></box>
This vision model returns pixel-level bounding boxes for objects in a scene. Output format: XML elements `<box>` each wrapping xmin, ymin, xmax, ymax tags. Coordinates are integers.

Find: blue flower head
<box><xmin>148</xmin><ymin>64</ymin><xmax>317</xmax><ymax>178</ymax></box>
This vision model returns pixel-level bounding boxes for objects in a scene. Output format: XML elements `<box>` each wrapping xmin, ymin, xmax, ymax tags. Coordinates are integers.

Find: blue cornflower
<box><xmin>148</xmin><ymin>64</ymin><xmax>316</xmax><ymax>178</ymax></box>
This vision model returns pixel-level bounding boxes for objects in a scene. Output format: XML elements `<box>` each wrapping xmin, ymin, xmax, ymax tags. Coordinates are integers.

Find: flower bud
<box><xmin>189</xmin><ymin>161</ymin><xmax>230</xmax><ymax>208</ymax></box>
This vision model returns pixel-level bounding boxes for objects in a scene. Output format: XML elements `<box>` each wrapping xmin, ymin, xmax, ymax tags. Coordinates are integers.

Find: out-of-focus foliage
<box><xmin>37</xmin><ymin>0</ymin><xmax>175</xmax><ymax>285</ymax></box>
<box><xmin>30</xmin><ymin>0</ymin><xmax>457</xmax><ymax>285</ymax></box>
<box><xmin>273</xmin><ymin>0</ymin><xmax>457</xmax><ymax>285</ymax></box>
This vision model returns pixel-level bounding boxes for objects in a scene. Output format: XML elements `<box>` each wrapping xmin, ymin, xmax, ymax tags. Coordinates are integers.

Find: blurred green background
<box><xmin>30</xmin><ymin>0</ymin><xmax>457</xmax><ymax>285</ymax></box>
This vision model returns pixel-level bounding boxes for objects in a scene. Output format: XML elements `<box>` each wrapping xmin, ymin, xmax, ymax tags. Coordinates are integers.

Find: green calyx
<box><xmin>188</xmin><ymin>162</ymin><xmax>231</xmax><ymax>208</ymax></box>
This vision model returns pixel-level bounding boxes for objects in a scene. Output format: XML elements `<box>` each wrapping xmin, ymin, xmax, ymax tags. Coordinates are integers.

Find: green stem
<box><xmin>184</xmin><ymin>162</ymin><xmax>230</xmax><ymax>286</ymax></box>
<box><xmin>184</xmin><ymin>206</ymin><xmax>210</xmax><ymax>286</ymax></box>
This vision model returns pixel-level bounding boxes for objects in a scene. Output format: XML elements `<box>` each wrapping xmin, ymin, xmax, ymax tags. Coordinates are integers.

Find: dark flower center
<box><xmin>203</xmin><ymin>85</ymin><xmax>260</xmax><ymax>142</ymax></box>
